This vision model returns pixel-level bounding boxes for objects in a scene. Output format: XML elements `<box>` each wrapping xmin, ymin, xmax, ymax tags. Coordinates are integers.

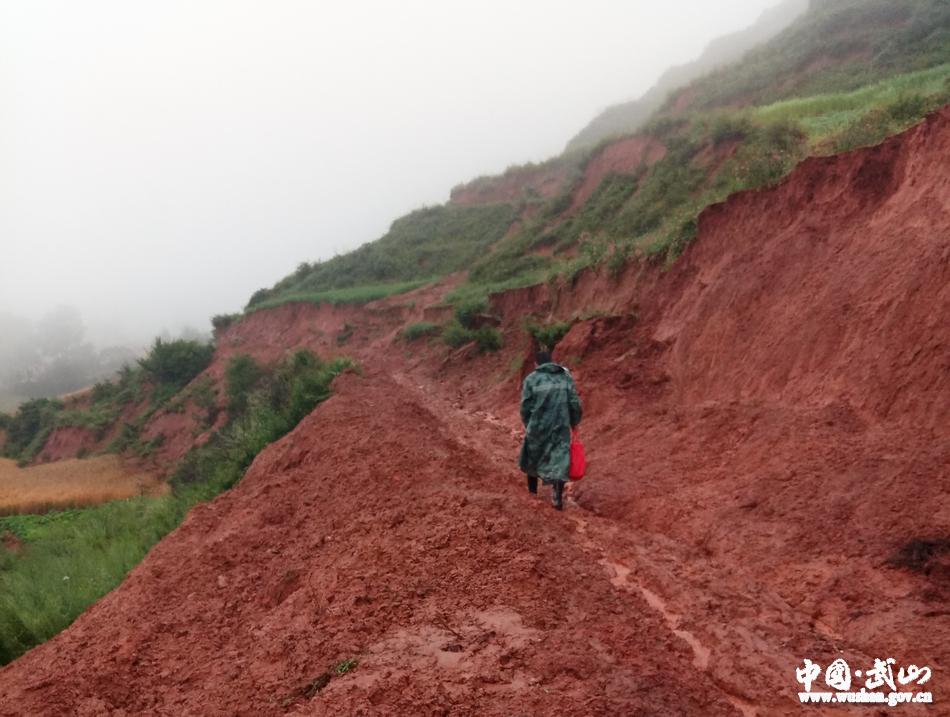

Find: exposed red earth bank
<box><xmin>31</xmin><ymin>426</ymin><xmax>100</xmax><ymax>464</ymax></box>
<box><xmin>450</xmin><ymin>165</ymin><xmax>570</xmax><ymax>207</ymax></box>
<box><xmin>569</xmin><ymin>136</ymin><xmax>668</xmax><ymax>211</ymax></box>
<box><xmin>2</xmin><ymin>109</ymin><xmax>948</xmax><ymax>716</ymax></box>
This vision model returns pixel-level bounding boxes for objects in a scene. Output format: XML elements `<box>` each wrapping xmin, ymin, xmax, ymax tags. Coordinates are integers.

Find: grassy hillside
<box><xmin>247</xmin><ymin>0</ymin><xmax>950</xmax><ymax>316</ymax></box>
<box><xmin>569</xmin><ymin>0</ymin><xmax>948</xmax><ymax>152</ymax></box>
<box><xmin>677</xmin><ymin>0</ymin><xmax>950</xmax><ymax>112</ymax></box>
<box><xmin>566</xmin><ymin>0</ymin><xmax>808</xmax><ymax>152</ymax></box>
<box><xmin>247</xmin><ymin>203</ymin><xmax>516</xmax><ymax>311</ymax></box>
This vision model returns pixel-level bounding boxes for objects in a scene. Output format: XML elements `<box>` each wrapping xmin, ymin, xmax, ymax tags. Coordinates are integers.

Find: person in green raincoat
<box><xmin>519</xmin><ymin>350</ymin><xmax>582</xmax><ymax>510</ymax></box>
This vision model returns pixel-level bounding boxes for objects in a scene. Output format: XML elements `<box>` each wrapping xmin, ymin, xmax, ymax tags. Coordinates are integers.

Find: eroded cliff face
<box><xmin>655</xmin><ymin>105</ymin><xmax>950</xmax><ymax>436</ymax></box>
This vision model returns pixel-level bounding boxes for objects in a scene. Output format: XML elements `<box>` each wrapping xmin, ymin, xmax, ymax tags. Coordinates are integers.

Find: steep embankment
<box><xmin>2</xmin><ymin>111</ymin><xmax>947</xmax><ymax>716</ymax></box>
<box><xmin>547</xmin><ymin>107</ymin><xmax>950</xmax><ymax>707</ymax></box>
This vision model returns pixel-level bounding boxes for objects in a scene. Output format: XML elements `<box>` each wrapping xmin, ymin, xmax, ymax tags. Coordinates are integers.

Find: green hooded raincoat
<box><xmin>518</xmin><ymin>363</ymin><xmax>582</xmax><ymax>484</ymax></box>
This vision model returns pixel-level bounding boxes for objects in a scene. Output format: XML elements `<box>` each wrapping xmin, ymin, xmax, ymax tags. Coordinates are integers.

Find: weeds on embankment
<box><xmin>245</xmin><ymin>203</ymin><xmax>516</xmax><ymax>311</ymax></box>
<box><xmin>0</xmin><ymin>350</ymin><xmax>354</xmax><ymax>665</ymax></box>
<box><xmin>246</xmin><ymin>279</ymin><xmax>432</xmax><ymax>313</ymax></box>
<box><xmin>686</xmin><ymin>0</ymin><xmax>950</xmax><ymax>111</ymax></box>
<box><xmin>456</xmin><ymin>63</ymin><xmax>950</xmax><ymax>293</ymax></box>
<box><xmin>218</xmin><ymin>64</ymin><xmax>950</xmax><ymax>359</ymax></box>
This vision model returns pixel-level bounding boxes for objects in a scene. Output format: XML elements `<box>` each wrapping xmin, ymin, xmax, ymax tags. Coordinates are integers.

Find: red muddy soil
<box><xmin>569</xmin><ymin>136</ymin><xmax>667</xmax><ymax>211</ymax></box>
<box><xmin>0</xmin><ymin>372</ymin><xmax>741</xmax><ymax>717</ymax></box>
<box><xmin>694</xmin><ymin>138</ymin><xmax>742</xmax><ymax>187</ymax></box>
<box><xmin>37</xmin><ymin>389</ymin><xmax>157</xmax><ymax>468</ymax></box>
<box><xmin>30</xmin><ymin>426</ymin><xmax>99</xmax><ymax>464</ymax></box>
<box><xmin>1</xmin><ymin>110</ymin><xmax>948</xmax><ymax>716</ymax></box>
<box><xmin>450</xmin><ymin>166</ymin><xmax>569</xmax><ymax>206</ymax></box>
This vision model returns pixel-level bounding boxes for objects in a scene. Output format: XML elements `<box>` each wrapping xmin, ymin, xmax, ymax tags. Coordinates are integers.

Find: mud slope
<box><xmin>2</xmin><ymin>112</ymin><xmax>948</xmax><ymax>716</ymax></box>
<box><xmin>410</xmin><ymin>109</ymin><xmax>950</xmax><ymax>712</ymax></box>
<box><xmin>0</xmin><ymin>372</ymin><xmax>740</xmax><ymax>717</ymax></box>
<box><xmin>485</xmin><ymin>108</ymin><xmax>950</xmax><ymax>713</ymax></box>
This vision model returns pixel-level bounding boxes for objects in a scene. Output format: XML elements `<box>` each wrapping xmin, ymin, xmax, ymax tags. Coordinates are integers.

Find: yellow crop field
<box><xmin>0</xmin><ymin>456</ymin><xmax>168</xmax><ymax>516</ymax></box>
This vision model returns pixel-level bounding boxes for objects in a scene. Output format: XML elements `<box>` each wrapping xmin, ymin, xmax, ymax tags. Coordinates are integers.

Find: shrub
<box><xmin>175</xmin><ymin>350</ymin><xmax>352</xmax><ymax>488</ymax></box>
<box><xmin>474</xmin><ymin>327</ymin><xmax>503</xmax><ymax>353</ymax></box>
<box><xmin>55</xmin><ymin>403</ymin><xmax>118</xmax><ymax>440</ymax></box>
<box><xmin>763</xmin><ymin>117</ymin><xmax>806</xmax><ymax>152</ymax></box>
<box><xmin>642</xmin><ymin>115</ymin><xmax>687</xmax><ymax>139</ymax></box>
<box><xmin>211</xmin><ymin>313</ymin><xmax>241</xmax><ymax>332</ymax></box>
<box><xmin>90</xmin><ymin>381</ymin><xmax>117</xmax><ymax>404</ymax></box>
<box><xmin>606</xmin><ymin>243</ymin><xmax>633</xmax><ymax>277</ymax></box>
<box><xmin>113</xmin><ymin>365</ymin><xmax>147</xmax><ymax>406</ymax></box>
<box><xmin>138</xmin><ymin>339</ymin><xmax>214</xmax><ymax>389</ymax></box>
<box><xmin>442</xmin><ymin>322</ymin><xmax>502</xmax><ymax>353</ymax></box>
<box><xmin>107</xmin><ymin>423</ymin><xmax>141</xmax><ymax>453</ymax></box>
<box><xmin>887</xmin><ymin>93</ymin><xmax>928</xmax><ymax>122</ymax></box>
<box><xmin>246</xmin><ymin>288</ymin><xmax>272</xmax><ymax>309</ymax></box>
<box><xmin>134</xmin><ymin>433</ymin><xmax>165</xmax><ymax>459</ymax></box>
<box><xmin>225</xmin><ymin>354</ymin><xmax>263</xmax><ymax>415</ymax></box>
<box><xmin>830</xmin><ymin>108</ymin><xmax>889</xmax><ymax>152</ymax></box>
<box><xmin>284</xmin><ymin>359</ymin><xmax>344</xmax><ymax>425</ymax></box>
<box><xmin>190</xmin><ymin>377</ymin><xmax>218</xmax><ymax>413</ymax></box>
<box><xmin>665</xmin><ymin>217</ymin><xmax>699</xmax><ymax>263</ymax></box>
<box><xmin>710</xmin><ymin>113</ymin><xmax>753</xmax><ymax>144</ymax></box>
<box><xmin>442</xmin><ymin>321</ymin><xmax>475</xmax><ymax>349</ymax></box>
<box><xmin>469</xmin><ymin>252</ymin><xmax>552</xmax><ymax>286</ymax></box>
<box><xmin>525</xmin><ymin>320</ymin><xmax>573</xmax><ymax>351</ymax></box>
<box><xmin>2</xmin><ymin>398</ymin><xmax>63</xmax><ymax>463</ymax></box>
<box><xmin>454</xmin><ymin>297</ymin><xmax>489</xmax><ymax>329</ymax></box>
<box><xmin>294</xmin><ymin>262</ymin><xmax>312</xmax><ymax>280</ymax></box>
<box><xmin>401</xmin><ymin>322</ymin><xmax>441</xmax><ymax>341</ymax></box>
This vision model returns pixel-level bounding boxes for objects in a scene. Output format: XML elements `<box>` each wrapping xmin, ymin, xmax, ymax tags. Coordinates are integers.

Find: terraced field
<box><xmin>0</xmin><ymin>456</ymin><xmax>166</xmax><ymax>516</ymax></box>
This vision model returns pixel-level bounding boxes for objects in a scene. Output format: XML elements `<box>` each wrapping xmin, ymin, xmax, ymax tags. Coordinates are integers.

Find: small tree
<box><xmin>225</xmin><ymin>354</ymin><xmax>263</xmax><ymax>415</ymax></box>
<box><xmin>138</xmin><ymin>338</ymin><xmax>214</xmax><ymax>388</ymax></box>
<box><xmin>524</xmin><ymin>319</ymin><xmax>573</xmax><ymax>352</ymax></box>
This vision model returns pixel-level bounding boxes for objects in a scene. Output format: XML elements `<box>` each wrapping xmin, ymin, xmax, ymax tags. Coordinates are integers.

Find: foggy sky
<box><xmin>1</xmin><ymin>0</ymin><xmax>781</xmax><ymax>346</ymax></box>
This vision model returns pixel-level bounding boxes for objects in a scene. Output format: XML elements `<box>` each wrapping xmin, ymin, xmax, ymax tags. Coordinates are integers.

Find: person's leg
<box><xmin>526</xmin><ymin>474</ymin><xmax>538</xmax><ymax>494</ymax></box>
<box><xmin>552</xmin><ymin>481</ymin><xmax>564</xmax><ymax>510</ymax></box>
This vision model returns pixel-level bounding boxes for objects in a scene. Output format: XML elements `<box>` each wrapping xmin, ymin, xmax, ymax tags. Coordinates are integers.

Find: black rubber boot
<box><xmin>552</xmin><ymin>481</ymin><xmax>564</xmax><ymax>511</ymax></box>
<box><xmin>527</xmin><ymin>475</ymin><xmax>538</xmax><ymax>494</ymax></box>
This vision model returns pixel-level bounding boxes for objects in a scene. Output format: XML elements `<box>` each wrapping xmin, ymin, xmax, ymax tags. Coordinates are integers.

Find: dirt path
<box><xmin>0</xmin><ymin>367</ymin><xmax>934</xmax><ymax>716</ymax></box>
<box><xmin>390</xmin><ymin>371</ymin><xmax>931</xmax><ymax>716</ymax></box>
<box><xmin>0</xmin><ymin>370</ymin><xmax>746</xmax><ymax>716</ymax></box>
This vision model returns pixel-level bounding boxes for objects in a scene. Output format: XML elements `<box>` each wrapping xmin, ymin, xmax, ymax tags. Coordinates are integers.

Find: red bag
<box><xmin>569</xmin><ymin>430</ymin><xmax>586</xmax><ymax>480</ymax></box>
